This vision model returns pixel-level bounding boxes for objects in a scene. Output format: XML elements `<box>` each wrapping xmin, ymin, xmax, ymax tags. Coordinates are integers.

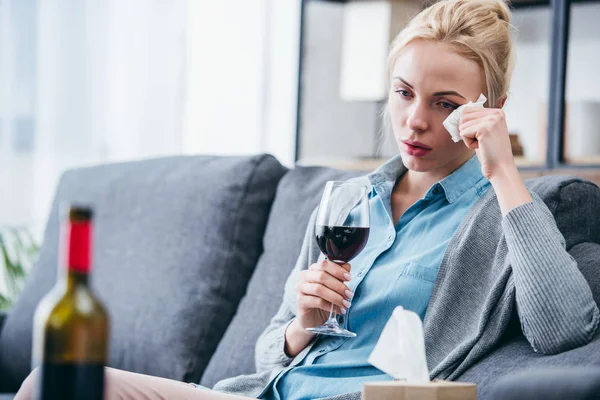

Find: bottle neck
<box><xmin>66</xmin><ymin>270</ymin><xmax>90</xmax><ymax>290</ymax></box>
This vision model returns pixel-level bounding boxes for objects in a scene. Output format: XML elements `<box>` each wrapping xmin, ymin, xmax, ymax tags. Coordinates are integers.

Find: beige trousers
<box><xmin>14</xmin><ymin>367</ymin><xmax>255</xmax><ymax>400</ymax></box>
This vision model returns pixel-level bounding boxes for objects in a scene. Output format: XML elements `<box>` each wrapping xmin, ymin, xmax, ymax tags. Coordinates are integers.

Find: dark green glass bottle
<box><xmin>32</xmin><ymin>206</ymin><xmax>109</xmax><ymax>400</ymax></box>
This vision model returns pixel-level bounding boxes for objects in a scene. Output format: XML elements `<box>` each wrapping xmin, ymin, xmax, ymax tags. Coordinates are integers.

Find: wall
<box><xmin>297</xmin><ymin>2</ymin><xmax>600</xmax><ymax>166</ymax></box>
<box><xmin>298</xmin><ymin>1</ymin><xmax>381</xmax><ymax>165</ymax></box>
<box><xmin>506</xmin><ymin>3</ymin><xmax>600</xmax><ymax>162</ymax></box>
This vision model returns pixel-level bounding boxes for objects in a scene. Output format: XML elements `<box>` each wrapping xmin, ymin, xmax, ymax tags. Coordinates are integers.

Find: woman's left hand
<box><xmin>459</xmin><ymin>107</ymin><xmax>515</xmax><ymax>180</ymax></box>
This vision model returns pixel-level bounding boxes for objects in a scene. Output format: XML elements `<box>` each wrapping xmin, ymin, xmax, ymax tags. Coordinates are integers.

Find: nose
<box><xmin>406</xmin><ymin>101</ymin><xmax>429</xmax><ymax>133</ymax></box>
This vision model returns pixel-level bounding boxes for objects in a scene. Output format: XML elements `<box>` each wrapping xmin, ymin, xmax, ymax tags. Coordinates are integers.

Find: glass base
<box><xmin>306</xmin><ymin>320</ymin><xmax>357</xmax><ymax>338</ymax></box>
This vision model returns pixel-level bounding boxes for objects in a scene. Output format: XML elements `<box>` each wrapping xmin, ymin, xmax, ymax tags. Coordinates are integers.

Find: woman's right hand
<box><xmin>295</xmin><ymin>259</ymin><xmax>354</xmax><ymax>329</ymax></box>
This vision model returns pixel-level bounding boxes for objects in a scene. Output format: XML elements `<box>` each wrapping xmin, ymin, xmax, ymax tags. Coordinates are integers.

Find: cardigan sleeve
<box><xmin>502</xmin><ymin>187</ymin><xmax>600</xmax><ymax>354</ymax></box>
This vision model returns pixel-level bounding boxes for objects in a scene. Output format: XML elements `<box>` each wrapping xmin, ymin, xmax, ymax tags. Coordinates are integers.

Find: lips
<box><xmin>401</xmin><ymin>140</ymin><xmax>432</xmax><ymax>157</ymax></box>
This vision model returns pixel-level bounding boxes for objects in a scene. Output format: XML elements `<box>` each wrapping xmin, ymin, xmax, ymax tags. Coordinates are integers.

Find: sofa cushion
<box><xmin>488</xmin><ymin>366</ymin><xmax>600</xmax><ymax>400</ymax></box>
<box><xmin>0</xmin><ymin>154</ymin><xmax>287</xmax><ymax>392</ymax></box>
<box><xmin>200</xmin><ymin>165</ymin><xmax>363</xmax><ymax>387</ymax></box>
<box><xmin>457</xmin><ymin>334</ymin><xmax>600</xmax><ymax>400</ymax></box>
<box><xmin>454</xmin><ymin>239</ymin><xmax>600</xmax><ymax>398</ymax></box>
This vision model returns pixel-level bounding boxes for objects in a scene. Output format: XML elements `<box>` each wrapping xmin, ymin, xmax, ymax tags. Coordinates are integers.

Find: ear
<box><xmin>496</xmin><ymin>94</ymin><xmax>508</xmax><ymax>109</ymax></box>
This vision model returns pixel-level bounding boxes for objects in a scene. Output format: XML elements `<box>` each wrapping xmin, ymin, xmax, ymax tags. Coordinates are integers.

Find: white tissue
<box><xmin>443</xmin><ymin>94</ymin><xmax>487</xmax><ymax>143</ymax></box>
<box><xmin>367</xmin><ymin>306</ymin><xmax>430</xmax><ymax>383</ymax></box>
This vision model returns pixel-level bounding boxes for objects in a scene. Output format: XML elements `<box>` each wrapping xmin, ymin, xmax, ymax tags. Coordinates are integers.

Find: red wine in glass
<box><xmin>306</xmin><ymin>181</ymin><xmax>370</xmax><ymax>338</ymax></box>
<box><xmin>315</xmin><ymin>226</ymin><xmax>370</xmax><ymax>263</ymax></box>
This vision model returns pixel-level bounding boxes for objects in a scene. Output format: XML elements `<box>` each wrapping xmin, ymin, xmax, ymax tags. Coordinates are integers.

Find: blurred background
<box><xmin>0</xmin><ymin>0</ymin><xmax>599</xmax><ymax>301</ymax></box>
<box><xmin>0</xmin><ymin>0</ymin><xmax>301</xmax><ymax>231</ymax></box>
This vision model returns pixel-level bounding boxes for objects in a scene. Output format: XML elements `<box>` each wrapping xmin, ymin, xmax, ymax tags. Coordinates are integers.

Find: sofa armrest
<box><xmin>489</xmin><ymin>366</ymin><xmax>600</xmax><ymax>400</ymax></box>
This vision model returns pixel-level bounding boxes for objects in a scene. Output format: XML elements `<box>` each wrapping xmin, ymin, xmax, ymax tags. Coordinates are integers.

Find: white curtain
<box><xmin>0</xmin><ymin>0</ymin><xmax>37</xmax><ymax>228</ymax></box>
<box><xmin>0</xmin><ymin>0</ymin><xmax>300</xmax><ymax>233</ymax></box>
<box><xmin>32</xmin><ymin>0</ymin><xmax>187</xmax><ymax>227</ymax></box>
<box><xmin>0</xmin><ymin>0</ymin><xmax>187</xmax><ymax>230</ymax></box>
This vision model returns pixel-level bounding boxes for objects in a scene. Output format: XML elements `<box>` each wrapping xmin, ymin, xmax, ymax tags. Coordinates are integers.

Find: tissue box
<box><xmin>363</xmin><ymin>380</ymin><xmax>477</xmax><ymax>400</ymax></box>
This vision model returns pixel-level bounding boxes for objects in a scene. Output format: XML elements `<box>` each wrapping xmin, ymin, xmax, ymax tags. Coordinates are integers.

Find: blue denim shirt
<box><xmin>263</xmin><ymin>155</ymin><xmax>490</xmax><ymax>400</ymax></box>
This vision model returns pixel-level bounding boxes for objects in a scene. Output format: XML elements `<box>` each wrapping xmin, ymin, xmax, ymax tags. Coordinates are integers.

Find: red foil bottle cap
<box><xmin>66</xmin><ymin>218</ymin><xmax>92</xmax><ymax>273</ymax></box>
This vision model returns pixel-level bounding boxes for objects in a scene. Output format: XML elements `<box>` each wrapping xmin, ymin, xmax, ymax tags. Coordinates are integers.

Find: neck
<box><xmin>399</xmin><ymin>170</ymin><xmax>442</xmax><ymax>198</ymax></box>
<box><xmin>396</xmin><ymin>152</ymin><xmax>474</xmax><ymax>198</ymax></box>
<box><xmin>66</xmin><ymin>269</ymin><xmax>90</xmax><ymax>291</ymax></box>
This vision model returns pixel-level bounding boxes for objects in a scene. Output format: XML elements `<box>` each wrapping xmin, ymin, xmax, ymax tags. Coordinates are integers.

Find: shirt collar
<box><xmin>365</xmin><ymin>154</ymin><xmax>486</xmax><ymax>204</ymax></box>
<box><xmin>366</xmin><ymin>154</ymin><xmax>407</xmax><ymax>188</ymax></box>
<box><xmin>437</xmin><ymin>155</ymin><xmax>486</xmax><ymax>204</ymax></box>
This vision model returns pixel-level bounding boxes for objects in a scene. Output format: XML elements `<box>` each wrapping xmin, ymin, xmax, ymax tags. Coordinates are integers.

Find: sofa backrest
<box><xmin>200</xmin><ymin>164</ymin><xmax>363</xmax><ymax>387</ymax></box>
<box><xmin>0</xmin><ymin>154</ymin><xmax>287</xmax><ymax>392</ymax></box>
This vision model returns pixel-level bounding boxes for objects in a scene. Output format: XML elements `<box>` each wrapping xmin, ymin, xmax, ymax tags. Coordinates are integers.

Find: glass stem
<box><xmin>327</xmin><ymin>260</ymin><xmax>342</xmax><ymax>324</ymax></box>
<box><xmin>327</xmin><ymin>303</ymin><xmax>337</xmax><ymax>323</ymax></box>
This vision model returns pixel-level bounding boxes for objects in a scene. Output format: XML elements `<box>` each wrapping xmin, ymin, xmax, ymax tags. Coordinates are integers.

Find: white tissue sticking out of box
<box><xmin>367</xmin><ymin>306</ymin><xmax>430</xmax><ymax>383</ymax></box>
<box><xmin>443</xmin><ymin>94</ymin><xmax>487</xmax><ymax>143</ymax></box>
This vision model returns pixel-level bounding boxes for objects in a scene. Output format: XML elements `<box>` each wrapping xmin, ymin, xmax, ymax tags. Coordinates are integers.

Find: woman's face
<box><xmin>389</xmin><ymin>40</ymin><xmax>486</xmax><ymax>174</ymax></box>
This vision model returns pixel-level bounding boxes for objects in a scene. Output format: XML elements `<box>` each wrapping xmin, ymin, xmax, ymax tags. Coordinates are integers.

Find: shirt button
<box><xmin>433</xmin><ymin>187</ymin><xmax>440</xmax><ymax>194</ymax></box>
<box><xmin>318</xmin><ymin>349</ymin><xmax>326</xmax><ymax>354</ymax></box>
<box><xmin>357</xmin><ymin>271</ymin><xmax>363</xmax><ymax>277</ymax></box>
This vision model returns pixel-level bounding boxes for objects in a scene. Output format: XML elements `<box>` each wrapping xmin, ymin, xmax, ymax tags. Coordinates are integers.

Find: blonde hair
<box><xmin>387</xmin><ymin>0</ymin><xmax>514</xmax><ymax>108</ymax></box>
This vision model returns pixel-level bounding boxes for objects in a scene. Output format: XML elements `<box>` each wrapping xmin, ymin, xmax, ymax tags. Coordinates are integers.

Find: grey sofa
<box><xmin>0</xmin><ymin>154</ymin><xmax>599</xmax><ymax>399</ymax></box>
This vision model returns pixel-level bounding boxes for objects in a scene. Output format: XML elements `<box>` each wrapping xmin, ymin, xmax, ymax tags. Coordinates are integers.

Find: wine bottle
<box><xmin>32</xmin><ymin>205</ymin><xmax>109</xmax><ymax>400</ymax></box>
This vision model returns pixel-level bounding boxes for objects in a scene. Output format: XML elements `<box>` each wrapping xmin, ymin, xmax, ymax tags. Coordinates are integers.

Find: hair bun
<box><xmin>490</xmin><ymin>0</ymin><xmax>512</xmax><ymax>24</ymax></box>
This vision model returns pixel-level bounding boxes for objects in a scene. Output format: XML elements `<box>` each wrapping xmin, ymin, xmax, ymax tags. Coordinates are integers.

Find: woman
<box><xmin>16</xmin><ymin>0</ymin><xmax>599</xmax><ymax>399</ymax></box>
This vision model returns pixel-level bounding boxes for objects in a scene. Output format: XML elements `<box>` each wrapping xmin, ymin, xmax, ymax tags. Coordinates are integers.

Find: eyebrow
<box><xmin>392</xmin><ymin>76</ymin><xmax>467</xmax><ymax>100</ymax></box>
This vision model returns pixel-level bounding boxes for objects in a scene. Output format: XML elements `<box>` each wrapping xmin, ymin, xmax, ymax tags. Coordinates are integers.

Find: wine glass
<box><xmin>306</xmin><ymin>181</ymin><xmax>370</xmax><ymax>338</ymax></box>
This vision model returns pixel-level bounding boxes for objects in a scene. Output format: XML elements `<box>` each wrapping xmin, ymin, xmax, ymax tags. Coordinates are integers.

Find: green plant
<box><xmin>0</xmin><ymin>227</ymin><xmax>39</xmax><ymax>310</ymax></box>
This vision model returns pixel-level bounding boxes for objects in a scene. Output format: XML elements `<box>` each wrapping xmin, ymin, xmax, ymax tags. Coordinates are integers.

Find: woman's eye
<box><xmin>439</xmin><ymin>102</ymin><xmax>457</xmax><ymax>110</ymax></box>
<box><xmin>395</xmin><ymin>89</ymin><xmax>411</xmax><ymax>97</ymax></box>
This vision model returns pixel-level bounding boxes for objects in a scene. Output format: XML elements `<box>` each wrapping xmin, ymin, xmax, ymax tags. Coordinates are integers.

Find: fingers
<box><xmin>459</xmin><ymin>115</ymin><xmax>498</xmax><ymax>132</ymax></box>
<box><xmin>459</xmin><ymin>124</ymin><xmax>481</xmax><ymax>150</ymax></box>
<box><xmin>298</xmin><ymin>283</ymin><xmax>350</xmax><ymax>313</ymax></box>
<box><xmin>300</xmin><ymin>262</ymin><xmax>353</xmax><ymax>299</ymax></box>
<box><xmin>458</xmin><ymin>112</ymin><xmax>483</xmax><ymax>145</ymax></box>
<box><xmin>458</xmin><ymin>117</ymin><xmax>484</xmax><ymax>131</ymax></box>
<box><xmin>297</xmin><ymin>294</ymin><xmax>347</xmax><ymax>314</ymax></box>
<box><xmin>308</xmin><ymin>259</ymin><xmax>352</xmax><ymax>298</ymax></box>
<box><xmin>460</xmin><ymin>107</ymin><xmax>504</xmax><ymax>124</ymax></box>
<box><xmin>305</xmin><ymin>269</ymin><xmax>351</xmax><ymax>296</ymax></box>
<box><xmin>298</xmin><ymin>295</ymin><xmax>347</xmax><ymax>314</ymax></box>
<box><xmin>296</xmin><ymin>259</ymin><xmax>354</xmax><ymax>314</ymax></box>
<box><xmin>311</xmin><ymin>259</ymin><xmax>352</xmax><ymax>282</ymax></box>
